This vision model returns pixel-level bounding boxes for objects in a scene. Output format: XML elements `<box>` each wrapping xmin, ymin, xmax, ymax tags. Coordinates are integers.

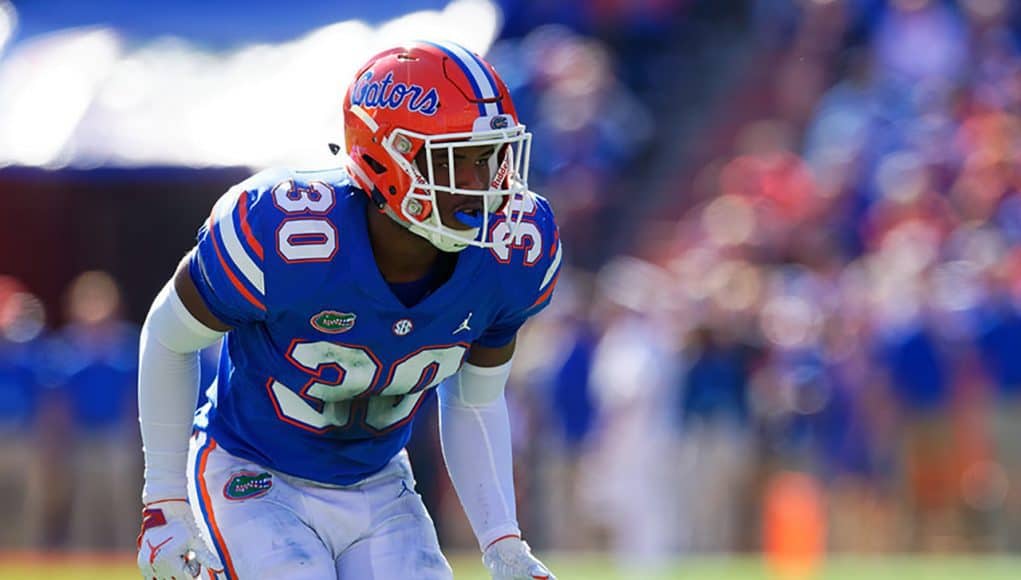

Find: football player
<box><xmin>136</xmin><ymin>41</ymin><xmax>560</xmax><ymax>580</ymax></box>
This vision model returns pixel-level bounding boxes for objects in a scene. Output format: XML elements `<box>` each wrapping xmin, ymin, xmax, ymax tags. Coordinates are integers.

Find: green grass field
<box><xmin>2</xmin><ymin>554</ymin><xmax>1020</xmax><ymax>579</ymax></box>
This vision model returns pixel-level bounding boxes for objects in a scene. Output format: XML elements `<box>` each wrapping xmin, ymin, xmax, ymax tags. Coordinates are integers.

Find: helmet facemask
<box><xmin>382</xmin><ymin>121</ymin><xmax>533</xmax><ymax>253</ymax></box>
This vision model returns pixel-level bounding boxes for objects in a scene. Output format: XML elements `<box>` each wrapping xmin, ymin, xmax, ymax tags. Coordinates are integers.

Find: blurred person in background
<box><xmin>0</xmin><ymin>277</ymin><xmax>50</xmax><ymax>549</ymax></box>
<box><xmin>135</xmin><ymin>42</ymin><xmax>560</xmax><ymax>580</ymax></box>
<box><xmin>508</xmin><ymin>269</ymin><xmax>600</xmax><ymax>552</ymax></box>
<box><xmin>54</xmin><ymin>270</ymin><xmax>141</xmax><ymax>551</ymax></box>
<box><xmin>542</xmin><ymin>273</ymin><xmax>598</xmax><ymax>552</ymax></box>
<box><xmin>581</xmin><ymin>257</ymin><xmax>681</xmax><ymax>572</ymax></box>
<box><xmin>873</xmin><ymin>279</ymin><xmax>986</xmax><ymax>551</ymax></box>
<box><xmin>816</xmin><ymin>277</ymin><xmax>900</xmax><ymax>554</ymax></box>
<box><xmin>677</xmin><ymin>322</ymin><xmax>757</xmax><ymax>554</ymax></box>
<box><xmin>975</xmin><ymin>257</ymin><xmax>1021</xmax><ymax>550</ymax></box>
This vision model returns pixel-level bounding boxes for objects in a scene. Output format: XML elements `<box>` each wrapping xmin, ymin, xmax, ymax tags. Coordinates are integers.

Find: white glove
<box><xmin>137</xmin><ymin>499</ymin><xmax>223</xmax><ymax>579</ymax></box>
<box><xmin>482</xmin><ymin>536</ymin><xmax>556</xmax><ymax>580</ymax></box>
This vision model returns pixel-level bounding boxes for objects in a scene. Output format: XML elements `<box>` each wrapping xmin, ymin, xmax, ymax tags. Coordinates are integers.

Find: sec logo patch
<box><xmin>393</xmin><ymin>318</ymin><xmax>413</xmax><ymax>336</ymax></box>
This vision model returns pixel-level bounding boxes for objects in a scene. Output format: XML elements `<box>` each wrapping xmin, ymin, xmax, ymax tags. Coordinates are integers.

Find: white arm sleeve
<box><xmin>438</xmin><ymin>359</ymin><xmax>521</xmax><ymax>551</ymax></box>
<box><xmin>139</xmin><ymin>280</ymin><xmax>224</xmax><ymax>504</ymax></box>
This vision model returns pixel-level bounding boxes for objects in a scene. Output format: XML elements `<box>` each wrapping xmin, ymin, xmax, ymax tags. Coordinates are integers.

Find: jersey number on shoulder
<box><xmin>491</xmin><ymin>193</ymin><xmax>542</xmax><ymax>266</ymax></box>
<box><xmin>267</xmin><ymin>341</ymin><xmax>468</xmax><ymax>434</ymax></box>
<box><xmin>272</xmin><ymin>181</ymin><xmax>338</xmax><ymax>262</ymax></box>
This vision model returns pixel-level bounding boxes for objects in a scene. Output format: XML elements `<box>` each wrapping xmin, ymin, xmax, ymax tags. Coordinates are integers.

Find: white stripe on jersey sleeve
<box><xmin>540</xmin><ymin>240</ymin><xmax>562</xmax><ymax>290</ymax></box>
<box><xmin>212</xmin><ymin>189</ymin><xmax>265</xmax><ymax>294</ymax></box>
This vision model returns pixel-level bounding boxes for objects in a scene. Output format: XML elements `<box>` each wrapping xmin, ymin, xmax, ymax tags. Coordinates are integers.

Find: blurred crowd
<box><xmin>0</xmin><ymin>271</ymin><xmax>219</xmax><ymax>552</ymax></box>
<box><xmin>4</xmin><ymin>0</ymin><xmax>1021</xmax><ymax>573</ymax></box>
<box><xmin>0</xmin><ymin>271</ymin><xmax>141</xmax><ymax>551</ymax></box>
<box><xmin>493</xmin><ymin>0</ymin><xmax>1021</xmax><ymax>570</ymax></box>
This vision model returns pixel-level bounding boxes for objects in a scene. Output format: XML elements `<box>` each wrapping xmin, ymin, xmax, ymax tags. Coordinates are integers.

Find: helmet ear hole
<box><xmin>362</xmin><ymin>154</ymin><xmax>387</xmax><ymax>175</ymax></box>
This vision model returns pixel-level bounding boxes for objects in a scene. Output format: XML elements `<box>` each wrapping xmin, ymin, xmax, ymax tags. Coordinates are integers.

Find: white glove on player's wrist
<box><xmin>136</xmin><ymin>499</ymin><xmax>223</xmax><ymax>579</ymax></box>
<box><xmin>482</xmin><ymin>536</ymin><xmax>556</xmax><ymax>580</ymax></box>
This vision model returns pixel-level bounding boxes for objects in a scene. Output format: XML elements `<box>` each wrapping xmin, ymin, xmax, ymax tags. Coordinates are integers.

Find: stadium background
<box><xmin>2</xmin><ymin>0</ymin><xmax>1021</xmax><ymax>578</ymax></box>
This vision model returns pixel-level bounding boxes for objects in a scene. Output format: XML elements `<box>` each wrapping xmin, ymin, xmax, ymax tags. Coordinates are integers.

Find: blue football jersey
<box><xmin>0</xmin><ymin>337</ymin><xmax>44</xmax><ymax>430</ymax></box>
<box><xmin>59</xmin><ymin>321</ymin><xmax>139</xmax><ymax>431</ymax></box>
<box><xmin>189</xmin><ymin>167</ymin><xmax>562</xmax><ymax>485</ymax></box>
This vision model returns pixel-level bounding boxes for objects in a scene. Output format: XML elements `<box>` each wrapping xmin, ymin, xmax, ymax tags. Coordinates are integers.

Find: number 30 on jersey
<box><xmin>272</xmin><ymin>181</ymin><xmax>338</xmax><ymax>263</ymax></box>
<box><xmin>268</xmin><ymin>341</ymin><xmax>468</xmax><ymax>434</ymax></box>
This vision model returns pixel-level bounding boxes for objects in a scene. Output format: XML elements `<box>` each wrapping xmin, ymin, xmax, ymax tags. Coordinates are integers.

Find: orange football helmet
<box><xmin>343</xmin><ymin>41</ymin><xmax>532</xmax><ymax>252</ymax></box>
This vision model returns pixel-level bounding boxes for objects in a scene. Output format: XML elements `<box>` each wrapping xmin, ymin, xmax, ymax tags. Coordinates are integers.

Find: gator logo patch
<box><xmin>489</xmin><ymin>115</ymin><xmax>510</xmax><ymax>130</ymax></box>
<box><xmin>311</xmin><ymin>310</ymin><xmax>356</xmax><ymax>334</ymax></box>
<box><xmin>223</xmin><ymin>471</ymin><xmax>272</xmax><ymax>501</ymax></box>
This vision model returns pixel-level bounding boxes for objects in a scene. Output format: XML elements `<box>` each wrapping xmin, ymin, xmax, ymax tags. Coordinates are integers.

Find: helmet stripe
<box><xmin>423</xmin><ymin>41</ymin><xmax>502</xmax><ymax>117</ymax></box>
<box><xmin>452</xmin><ymin>45</ymin><xmax>505</xmax><ymax>115</ymax></box>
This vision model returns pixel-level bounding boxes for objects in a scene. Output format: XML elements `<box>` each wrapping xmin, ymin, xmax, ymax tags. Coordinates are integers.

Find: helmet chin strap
<box><xmin>380</xmin><ymin>205</ymin><xmax>477</xmax><ymax>253</ymax></box>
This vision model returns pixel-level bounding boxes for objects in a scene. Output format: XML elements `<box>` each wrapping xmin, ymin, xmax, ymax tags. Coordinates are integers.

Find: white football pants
<box><xmin>186</xmin><ymin>430</ymin><xmax>453</xmax><ymax>580</ymax></box>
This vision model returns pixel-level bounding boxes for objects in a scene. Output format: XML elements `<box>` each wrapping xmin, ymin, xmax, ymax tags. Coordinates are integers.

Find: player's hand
<box><xmin>482</xmin><ymin>536</ymin><xmax>556</xmax><ymax>580</ymax></box>
<box><xmin>136</xmin><ymin>499</ymin><xmax>222</xmax><ymax>579</ymax></box>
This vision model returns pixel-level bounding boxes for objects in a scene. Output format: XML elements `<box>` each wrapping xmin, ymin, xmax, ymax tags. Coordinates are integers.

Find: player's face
<box><xmin>417</xmin><ymin>144</ymin><xmax>496</xmax><ymax>231</ymax></box>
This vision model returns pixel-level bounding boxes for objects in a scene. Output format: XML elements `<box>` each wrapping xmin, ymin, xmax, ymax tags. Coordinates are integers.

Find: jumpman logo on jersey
<box><xmin>453</xmin><ymin>312</ymin><xmax>473</xmax><ymax>335</ymax></box>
